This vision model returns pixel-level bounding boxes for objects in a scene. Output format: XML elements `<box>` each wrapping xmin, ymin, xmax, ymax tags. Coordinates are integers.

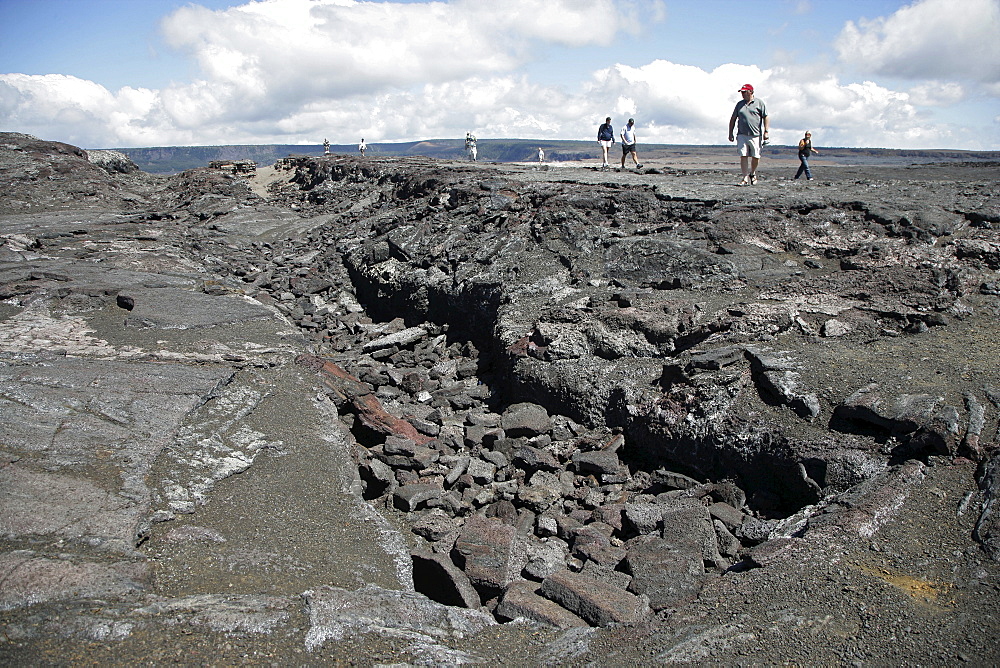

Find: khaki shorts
<box><xmin>736</xmin><ymin>134</ymin><xmax>761</xmax><ymax>158</ymax></box>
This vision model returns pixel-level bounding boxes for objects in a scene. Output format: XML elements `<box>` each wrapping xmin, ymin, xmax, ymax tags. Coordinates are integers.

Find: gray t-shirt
<box><xmin>732</xmin><ymin>99</ymin><xmax>767</xmax><ymax>137</ymax></box>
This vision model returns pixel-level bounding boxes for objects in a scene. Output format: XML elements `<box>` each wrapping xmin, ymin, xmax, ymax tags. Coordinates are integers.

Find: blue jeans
<box><xmin>795</xmin><ymin>155</ymin><xmax>812</xmax><ymax>179</ymax></box>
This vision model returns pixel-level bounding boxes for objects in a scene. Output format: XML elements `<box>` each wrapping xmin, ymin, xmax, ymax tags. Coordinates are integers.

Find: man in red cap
<box><xmin>728</xmin><ymin>83</ymin><xmax>769</xmax><ymax>185</ymax></box>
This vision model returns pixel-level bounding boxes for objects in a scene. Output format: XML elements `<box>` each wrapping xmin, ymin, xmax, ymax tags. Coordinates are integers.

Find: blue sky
<box><xmin>2</xmin><ymin>0</ymin><xmax>998</xmax><ymax>149</ymax></box>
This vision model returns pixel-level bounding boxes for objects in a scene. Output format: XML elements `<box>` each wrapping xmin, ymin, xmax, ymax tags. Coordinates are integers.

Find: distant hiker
<box><xmin>728</xmin><ymin>83</ymin><xmax>769</xmax><ymax>185</ymax></box>
<box><xmin>597</xmin><ymin>117</ymin><xmax>615</xmax><ymax>170</ymax></box>
<box><xmin>795</xmin><ymin>131</ymin><xmax>818</xmax><ymax>180</ymax></box>
<box><xmin>619</xmin><ymin>118</ymin><xmax>643</xmax><ymax>170</ymax></box>
<box><xmin>538</xmin><ymin>147</ymin><xmax>545</xmax><ymax>162</ymax></box>
<box><xmin>323</xmin><ymin>138</ymin><xmax>330</xmax><ymax>155</ymax></box>
<box><xmin>465</xmin><ymin>133</ymin><xmax>477</xmax><ymax>161</ymax></box>
<box><xmin>359</xmin><ymin>138</ymin><xmax>367</xmax><ymax>156</ymax></box>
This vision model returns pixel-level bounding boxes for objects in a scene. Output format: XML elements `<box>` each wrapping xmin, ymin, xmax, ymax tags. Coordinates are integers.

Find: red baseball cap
<box><xmin>739</xmin><ymin>84</ymin><xmax>754</xmax><ymax>93</ymax></box>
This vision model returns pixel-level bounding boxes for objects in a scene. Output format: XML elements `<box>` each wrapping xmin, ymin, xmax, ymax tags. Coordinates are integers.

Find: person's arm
<box><xmin>762</xmin><ymin>114</ymin><xmax>770</xmax><ymax>140</ymax></box>
<box><xmin>728</xmin><ymin>114</ymin><xmax>737</xmax><ymax>142</ymax></box>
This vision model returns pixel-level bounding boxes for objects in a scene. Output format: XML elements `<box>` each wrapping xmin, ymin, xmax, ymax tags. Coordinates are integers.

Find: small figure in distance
<box><xmin>795</xmin><ymin>131</ymin><xmax>818</xmax><ymax>181</ymax></box>
<box><xmin>538</xmin><ymin>147</ymin><xmax>545</xmax><ymax>163</ymax></box>
<box><xmin>728</xmin><ymin>83</ymin><xmax>769</xmax><ymax>185</ymax></box>
<box><xmin>619</xmin><ymin>118</ymin><xmax>643</xmax><ymax>171</ymax></box>
<box><xmin>358</xmin><ymin>138</ymin><xmax>367</xmax><ymax>156</ymax></box>
<box><xmin>597</xmin><ymin>116</ymin><xmax>615</xmax><ymax>170</ymax></box>
<box><xmin>465</xmin><ymin>132</ymin><xmax>478</xmax><ymax>161</ymax></box>
<box><xmin>323</xmin><ymin>138</ymin><xmax>330</xmax><ymax>155</ymax></box>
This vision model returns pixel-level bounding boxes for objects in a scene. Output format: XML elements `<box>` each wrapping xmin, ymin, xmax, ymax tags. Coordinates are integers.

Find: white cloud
<box><xmin>835</xmin><ymin>0</ymin><xmax>1000</xmax><ymax>85</ymax></box>
<box><xmin>0</xmin><ymin>0</ymin><xmax>994</xmax><ymax>150</ymax></box>
<box><xmin>158</xmin><ymin>0</ymin><xmax>637</xmax><ymax>104</ymax></box>
<box><xmin>907</xmin><ymin>81</ymin><xmax>966</xmax><ymax>106</ymax></box>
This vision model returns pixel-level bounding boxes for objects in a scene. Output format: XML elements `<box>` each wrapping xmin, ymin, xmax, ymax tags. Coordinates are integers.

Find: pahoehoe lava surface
<box><xmin>2</xmin><ymin>131</ymin><xmax>1000</xmax><ymax>664</ymax></box>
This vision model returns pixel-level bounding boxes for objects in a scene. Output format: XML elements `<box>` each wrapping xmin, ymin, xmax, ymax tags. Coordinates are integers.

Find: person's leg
<box><xmin>803</xmin><ymin>157</ymin><xmax>812</xmax><ymax>179</ymax></box>
<box><xmin>740</xmin><ymin>156</ymin><xmax>750</xmax><ymax>181</ymax></box>
<box><xmin>750</xmin><ymin>156</ymin><xmax>760</xmax><ymax>182</ymax></box>
<box><xmin>631</xmin><ymin>147</ymin><xmax>640</xmax><ymax>166</ymax></box>
<box><xmin>621</xmin><ymin>144</ymin><xmax>627</xmax><ymax>167</ymax></box>
<box><xmin>795</xmin><ymin>158</ymin><xmax>805</xmax><ymax>179</ymax></box>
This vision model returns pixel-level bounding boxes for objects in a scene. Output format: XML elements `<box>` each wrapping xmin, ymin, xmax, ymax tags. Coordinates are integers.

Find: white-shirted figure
<box><xmin>465</xmin><ymin>132</ymin><xmax>477</xmax><ymax>161</ymax></box>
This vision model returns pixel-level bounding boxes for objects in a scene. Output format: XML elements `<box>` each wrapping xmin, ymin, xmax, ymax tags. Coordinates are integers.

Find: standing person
<box><xmin>465</xmin><ymin>132</ymin><xmax>477</xmax><ymax>161</ymax></box>
<box><xmin>597</xmin><ymin>117</ymin><xmax>615</xmax><ymax>170</ymax></box>
<box><xmin>358</xmin><ymin>138</ymin><xmax>367</xmax><ymax>156</ymax></box>
<box><xmin>537</xmin><ymin>147</ymin><xmax>544</xmax><ymax>163</ymax></box>
<box><xmin>795</xmin><ymin>131</ymin><xmax>818</xmax><ymax>180</ymax></box>
<box><xmin>727</xmin><ymin>83</ymin><xmax>769</xmax><ymax>185</ymax></box>
<box><xmin>323</xmin><ymin>138</ymin><xmax>330</xmax><ymax>155</ymax></box>
<box><xmin>619</xmin><ymin>118</ymin><xmax>643</xmax><ymax>170</ymax></box>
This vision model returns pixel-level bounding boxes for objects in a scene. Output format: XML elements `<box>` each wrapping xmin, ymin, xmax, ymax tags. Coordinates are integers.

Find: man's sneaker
<box><xmin>636</xmin><ymin>164</ymin><xmax>643</xmax><ymax>169</ymax></box>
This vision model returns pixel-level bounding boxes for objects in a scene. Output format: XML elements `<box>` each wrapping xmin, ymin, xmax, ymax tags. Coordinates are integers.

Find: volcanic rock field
<box><xmin>2</xmin><ymin>131</ymin><xmax>1000</xmax><ymax>664</ymax></box>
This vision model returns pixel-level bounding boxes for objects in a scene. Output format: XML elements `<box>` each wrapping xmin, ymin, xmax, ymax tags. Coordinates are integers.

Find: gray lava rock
<box><xmin>539</xmin><ymin>568</ymin><xmax>650</xmax><ymax>627</ymax></box>
<box><xmin>393</xmin><ymin>483</ymin><xmax>443</xmax><ymax>512</ymax></box>
<box><xmin>501</xmin><ymin>402</ymin><xmax>553</xmax><ymax>437</ymax></box>
<box><xmin>623</xmin><ymin>533</ymin><xmax>705</xmax><ymax>610</ymax></box>
<box><xmin>572</xmin><ymin>450</ymin><xmax>621</xmax><ymax>476</ymax></box>
<box><xmin>452</xmin><ymin>514</ymin><xmax>529</xmax><ymax>594</ymax></box>
<box><xmin>496</xmin><ymin>579</ymin><xmax>588</xmax><ymax>628</ymax></box>
<box><xmin>411</xmin><ymin>549</ymin><xmax>482</xmax><ymax>608</ymax></box>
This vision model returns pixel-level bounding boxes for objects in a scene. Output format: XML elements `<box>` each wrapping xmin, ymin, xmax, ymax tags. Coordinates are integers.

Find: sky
<box><xmin>1</xmin><ymin>0</ymin><xmax>998</xmax><ymax>150</ymax></box>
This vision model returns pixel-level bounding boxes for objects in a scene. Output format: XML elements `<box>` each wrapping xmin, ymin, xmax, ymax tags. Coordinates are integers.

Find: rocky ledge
<box><xmin>2</xmin><ymin>131</ymin><xmax>1000</xmax><ymax>664</ymax></box>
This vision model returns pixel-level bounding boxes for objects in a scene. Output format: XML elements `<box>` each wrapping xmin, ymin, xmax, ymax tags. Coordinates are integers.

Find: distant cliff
<box><xmin>109</xmin><ymin>140</ymin><xmax>1000</xmax><ymax>174</ymax></box>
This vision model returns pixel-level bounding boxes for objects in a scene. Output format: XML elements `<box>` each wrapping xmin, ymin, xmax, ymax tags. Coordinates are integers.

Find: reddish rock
<box><xmin>452</xmin><ymin>514</ymin><xmax>528</xmax><ymax>594</ymax></box>
<box><xmin>539</xmin><ymin>569</ymin><xmax>650</xmax><ymax>627</ymax></box>
<box><xmin>496</xmin><ymin>579</ymin><xmax>588</xmax><ymax>628</ymax></box>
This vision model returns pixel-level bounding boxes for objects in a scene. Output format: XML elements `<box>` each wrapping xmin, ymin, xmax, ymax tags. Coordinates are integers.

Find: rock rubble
<box><xmin>3</xmin><ymin>132</ymin><xmax>1000</xmax><ymax>663</ymax></box>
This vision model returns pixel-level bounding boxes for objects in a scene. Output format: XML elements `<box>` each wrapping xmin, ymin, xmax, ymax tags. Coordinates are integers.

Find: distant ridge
<box><xmin>108</xmin><ymin>139</ymin><xmax>1000</xmax><ymax>175</ymax></box>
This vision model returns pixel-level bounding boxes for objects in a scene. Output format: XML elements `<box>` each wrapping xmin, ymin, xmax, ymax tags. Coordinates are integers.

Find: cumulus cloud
<box><xmin>159</xmin><ymin>0</ymin><xmax>637</xmax><ymax>103</ymax></box>
<box><xmin>0</xmin><ymin>74</ymin><xmax>164</xmax><ymax>147</ymax></box>
<box><xmin>0</xmin><ymin>0</ymin><xmax>994</xmax><ymax>150</ymax></box>
<box><xmin>835</xmin><ymin>0</ymin><xmax>1000</xmax><ymax>85</ymax></box>
<box><xmin>569</xmin><ymin>60</ymin><xmax>964</xmax><ymax>149</ymax></box>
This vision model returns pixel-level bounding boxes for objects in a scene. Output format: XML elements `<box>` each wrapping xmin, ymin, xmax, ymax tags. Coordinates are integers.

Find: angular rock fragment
<box><xmin>572</xmin><ymin>450</ymin><xmax>621</xmax><ymax>476</ymax></box>
<box><xmin>303</xmin><ymin>584</ymin><xmax>495</xmax><ymax>651</ymax></box>
<box><xmin>501</xmin><ymin>402</ymin><xmax>553</xmax><ymax>437</ymax></box>
<box><xmin>624</xmin><ymin>502</ymin><xmax>662</xmax><ymax>535</ymax></box>
<box><xmin>539</xmin><ymin>569</ymin><xmax>650</xmax><ymax>627</ymax></box>
<box><xmin>661</xmin><ymin>502</ymin><xmax>727</xmax><ymax>569</ymax></box>
<box><xmin>411</xmin><ymin>549</ymin><xmax>482</xmax><ymax>608</ymax></box>
<box><xmin>713</xmin><ymin>519</ymin><xmax>742</xmax><ymax>558</ymax></box>
<box><xmin>452</xmin><ymin>514</ymin><xmax>529</xmax><ymax>595</ymax></box>
<box><xmin>623</xmin><ymin>534</ymin><xmax>703</xmax><ymax>610</ymax></box>
<box><xmin>362</xmin><ymin>325</ymin><xmax>428</xmax><ymax>352</ymax></box>
<box><xmin>496</xmin><ymin>579</ymin><xmax>588</xmax><ymax>628</ymax></box>
<box><xmin>393</xmin><ymin>483</ymin><xmax>443</xmax><ymax>512</ymax></box>
<box><xmin>835</xmin><ymin>385</ymin><xmax>960</xmax><ymax>455</ymax></box>
<box><xmin>514</xmin><ymin>444</ymin><xmax>562</xmax><ymax>472</ymax></box>
<box><xmin>707</xmin><ymin>502</ymin><xmax>746</xmax><ymax>531</ymax></box>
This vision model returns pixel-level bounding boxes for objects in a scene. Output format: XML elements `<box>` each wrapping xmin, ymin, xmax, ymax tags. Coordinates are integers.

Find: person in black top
<box><xmin>795</xmin><ymin>131</ymin><xmax>818</xmax><ymax>180</ymax></box>
<box><xmin>597</xmin><ymin>117</ymin><xmax>615</xmax><ymax>170</ymax></box>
